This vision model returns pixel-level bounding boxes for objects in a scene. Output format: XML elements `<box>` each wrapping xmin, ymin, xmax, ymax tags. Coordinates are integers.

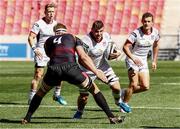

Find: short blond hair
<box><xmin>45</xmin><ymin>3</ymin><xmax>56</xmax><ymax>11</ymax></box>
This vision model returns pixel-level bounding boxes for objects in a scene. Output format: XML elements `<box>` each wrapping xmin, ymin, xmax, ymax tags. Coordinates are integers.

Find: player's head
<box><xmin>53</xmin><ymin>23</ymin><xmax>67</xmax><ymax>35</ymax></box>
<box><xmin>90</xmin><ymin>20</ymin><xmax>104</xmax><ymax>43</ymax></box>
<box><xmin>141</xmin><ymin>12</ymin><xmax>154</xmax><ymax>31</ymax></box>
<box><xmin>44</xmin><ymin>3</ymin><xmax>56</xmax><ymax>22</ymax></box>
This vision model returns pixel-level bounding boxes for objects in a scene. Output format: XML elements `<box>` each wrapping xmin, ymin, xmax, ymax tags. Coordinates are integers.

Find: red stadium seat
<box><xmin>112</xmin><ymin>22</ymin><xmax>121</xmax><ymax>34</ymax></box>
<box><xmin>79</xmin><ymin>23</ymin><xmax>88</xmax><ymax>34</ymax></box>
<box><xmin>79</xmin><ymin>0</ymin><xmax>91</xmax><ymax>33</ymax></box>
<box><xmin>0</xmin><ymin>0</ymin><xmax>165</xmax><ymax>35</ymax></box>
<box><xmin>0</xmin><ymin>1</ymin><xmax>7</xmax><ymax>34</ymax></box>
<box><xmin>56</xmin><ymin>0</ymin><xmax>66</xmax><ymax>23</ymax></box>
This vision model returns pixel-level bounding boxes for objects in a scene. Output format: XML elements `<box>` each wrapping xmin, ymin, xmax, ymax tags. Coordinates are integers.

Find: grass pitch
<box><xmin>0</xmin><ymin>61</ymin><xmax>180</xmax><ymax>128</ymax></box>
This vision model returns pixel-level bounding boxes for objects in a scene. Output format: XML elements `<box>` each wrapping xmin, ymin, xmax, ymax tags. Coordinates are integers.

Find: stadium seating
<box><xmin>1</xmin><ymin>0</ymin><xmax>165</xmax><ymax>35</ymax></box>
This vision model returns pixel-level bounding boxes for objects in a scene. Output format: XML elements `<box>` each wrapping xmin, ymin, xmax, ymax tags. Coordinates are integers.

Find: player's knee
<box><xmin>141</xmin><ymin>85</ymin><xmax>150</xmax><ymax>91</ymax></box>
<box><xmin>35</xmin><ymin>74</ymin><xmax>43</xmax><ymax>81</ymax></box>
<box><xmin>38</xmin><ymin>80</ymin><xmax>52</xmax><ymax>97</ymax></box>
<box><xmin>81</xmin><ymin>77</ymin><xmax>93</xmax><ymax>91</ymax></box>
<box><xmin>35</xmin><ymin>71</ymin><xmax>43</xmax><ymax>81</ymax></box>
<box><xmin>111</xmin><ymin>86</ymin><xmax>120</xmax><ymax>94</ymax></box>
<box><xmin>129</xmin><ymin>83</ymin><xmax>138</xmax><ymax>91</ymax></box>
<box><xmin>31</xmin><ymin>79</ymin><xmax>38</xmax><ymax>85</ymax></box>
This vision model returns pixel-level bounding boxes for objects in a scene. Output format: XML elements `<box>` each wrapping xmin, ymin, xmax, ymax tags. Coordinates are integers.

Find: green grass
<box><xmin>0</xmin><ymin>61</ymin><xmax>180</xmax><ymax>128</ymax></box>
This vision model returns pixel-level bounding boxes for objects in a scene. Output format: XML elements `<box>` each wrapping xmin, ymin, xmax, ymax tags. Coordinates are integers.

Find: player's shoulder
<box><xmin>81</xmin><ymin>34</ymin><xmax>92</xmax><ymax>44</ymax></box>
<box><xmin>33</xmin><ymin>19</ymin><xmax>44</xmax><ymax>28</ymax></box>
<box><xmin>103</xmin><ymin>32</ymin><xmax>111</xmax><ymax>40</ymax></box>
<box><xmin>129</xmin><ymin>28</ymin><xmax>140</xmax><ymax>38</ymax></box>
<box><xmin>152</xmin><ymin>27</ymin><xmax>160</xmax><ymax>35</ymax></box>
<box><xmin>35</xmin><ymin>19</ymin><xmax>44</xmax><ymax>25</ymax></box>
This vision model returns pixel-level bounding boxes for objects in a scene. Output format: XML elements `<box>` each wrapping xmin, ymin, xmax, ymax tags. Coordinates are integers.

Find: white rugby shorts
<box><xmin>125</xmin><ymin>55</ymin><xmax>149</xmax><ymax>73</ymax></box>
<box><xmin>34</xmin><ymin>47</ymin><xmax>50</xmax><ymax>67</ymax></box>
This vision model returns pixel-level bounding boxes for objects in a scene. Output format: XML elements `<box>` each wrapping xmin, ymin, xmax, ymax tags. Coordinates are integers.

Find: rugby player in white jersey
<box><xmin>122</xmin><ymin>12</ymin><xmax>160</xmax><ymax>110</ymax></box>
<box><xmin>28</xmin><ymin>3</ymin><xmax>67</xmax><ymax>105</ymax></box>
<box><xmin>73</xmin><ymin>20</ymin><xmax>131</xmax><ymax>119</ymax></box>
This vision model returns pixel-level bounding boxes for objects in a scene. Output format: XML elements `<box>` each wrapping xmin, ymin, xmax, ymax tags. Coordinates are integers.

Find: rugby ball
<box><xmin>106</xmin><ymin>42</ymin><xmax>117</xmax><ymax>60</ymax></box>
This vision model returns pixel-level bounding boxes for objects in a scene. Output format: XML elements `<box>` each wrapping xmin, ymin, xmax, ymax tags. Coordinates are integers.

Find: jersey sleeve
<box><xmin>31</xmin><ymin>22</ymin><xmax>40</xmax><ymax>34</ymax></box>
<box><xmin>154</xmin><ymin>29</ymin><xmax>160</xmax><ymax>42</ymax></box>
<box><xmin>104</xmin><ymin>32</ymin><xmax>113</xmax><ymax>42</ymax></box>
<box><xmin>127</xmin><ymin>31</ymin><xmax>137</xmax><ymax>44</ymax></box>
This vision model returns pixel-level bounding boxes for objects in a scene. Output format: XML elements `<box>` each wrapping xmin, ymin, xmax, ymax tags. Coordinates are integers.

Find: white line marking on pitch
<box><xmin>0</xmin><ymin>105</ymin><xmax>179</xmax><ymax>110</ymax></box>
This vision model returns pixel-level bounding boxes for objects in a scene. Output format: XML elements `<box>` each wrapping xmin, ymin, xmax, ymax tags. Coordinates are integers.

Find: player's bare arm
<box><xmin>28</xmin><ymin>32</ymin><xmax>43</xmax><ymax>60</ymax></box>
<box><xmin>123</xmin><ymin>40</ymin><xmax>143</xmax><ymax>67</ymax></box>
<box><xmin>152</xmin><ymin>40</ymin><xmax>160</xmax><ymax>71</ymax></box>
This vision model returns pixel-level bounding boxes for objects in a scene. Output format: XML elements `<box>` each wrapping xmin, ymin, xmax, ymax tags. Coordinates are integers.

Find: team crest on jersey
<box><xmin>34</xmin><ymin>23</ymin><xmax>39</xmax><ymax>27</ymax></box>
<box><xmin>151</xmin><ymin>35</ymin><xmax>155</xmax><ymax>40</ymax></box>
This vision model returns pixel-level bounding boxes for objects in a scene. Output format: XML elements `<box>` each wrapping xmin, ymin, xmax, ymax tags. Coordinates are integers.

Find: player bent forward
<box><xmin>21</xmin><ymin>23</ymin><xmax>125</xmax><ymax>124</ymax></box>
<box><xmin>73</xmin><ymin>20</ymin><xmax>131</xmax><ymax>119</ymax></box>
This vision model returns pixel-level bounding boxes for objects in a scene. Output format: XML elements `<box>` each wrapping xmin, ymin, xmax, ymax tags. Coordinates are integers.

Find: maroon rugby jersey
<box><xmin>44</xmin><ymin>34</ymin><xmax>82</xmax><ymax>64</ymax></box>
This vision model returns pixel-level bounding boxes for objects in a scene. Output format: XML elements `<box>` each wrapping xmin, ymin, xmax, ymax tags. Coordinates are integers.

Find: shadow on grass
<box><xmin>71</xmin><ymin>108</ymin><xmax>119</xmax><ymax>113</ymax></box>
<box><xmin>0</xmin><ymin>118</ymin><xmax>86</xmax><ymax>124</ymax></box>
<box><xmin>33</xmin><ymin>116</ymin><xmax>106</xmax><ymax>120</ymax></box>
<box><xmin>33</xmin><ymin>116</ymin><xmax>73</xmax><ymax>120</ymax></box>
<box><xmin>0</xmin><ymin>119</ymin><xmax>21</xmax><ymax>124</ymax></box>
<box><xmin>0</xmin><ymin>102</ymin><xmax>27</xmax><ymax>105</ymax></box>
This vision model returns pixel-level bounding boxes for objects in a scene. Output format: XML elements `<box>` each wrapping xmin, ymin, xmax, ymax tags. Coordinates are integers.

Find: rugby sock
<box><xmin>24</xmin><ymin>94</ymin><xmax>42</xmax><ymax>121</ymax></box>
<box><xmin>121</xmin><ymin>88</ymin><xmax>126</xmax><ymax>99</ymax></box>
<box><xmin>93</xmin><ymin>92</ymin><xmax>114</xmax><ymax>118</ymax></box>
<box><xmin>29</xmin><ymin>89</ymin><xmax>36</xmax><ymax>100</ymax></box>
<box><xmin>112</xmin><ymin>92</ymin><xmax>122</xmax><ymax>104</ymax></box>
<box><xmin>54</xmin><ymin>85</ymin><xmax>61</xmax><ymax>97</ymax></box>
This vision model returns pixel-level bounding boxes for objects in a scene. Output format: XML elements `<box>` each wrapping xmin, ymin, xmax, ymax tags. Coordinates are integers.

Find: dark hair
<box><xmin>45</xmin><ymin>3</ymin><xmax>56</xmax><ymax>11</ymax></box>
<box><xmin>142</xmin><ymin>12</ymin><xmax>154</xmax><ymax>21</ymax></box>
<box><xmin>53</xmin><ymin>23</ymin><xmax>67</xmax><ymax>32</ymax></box>
<box><xmin>91</xmin><ymin>20</ymin><xmax>104</xmax><ymax>30</ymax></box>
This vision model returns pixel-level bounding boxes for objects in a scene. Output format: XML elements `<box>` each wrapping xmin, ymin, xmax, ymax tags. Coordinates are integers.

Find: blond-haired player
<box><xmin>28</xmin><ymin>3</ymin><xmax>67</xmax><ymax>105</ymax></box>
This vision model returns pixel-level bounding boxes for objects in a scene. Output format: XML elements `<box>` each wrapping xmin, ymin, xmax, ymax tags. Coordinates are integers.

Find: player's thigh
<box><xmin>65</xmin><ymin>64</ymin><xmax>87</xmax><ymax>85</ymax></box>
<box><xmin>43</xmin><ymin>66</ymin><xmax>62</xmax><ymax>86</ymax></box>
<box><xmin>138</xmin><ymin>71</ymin><xmax>150</xmax><ymax>88</ymax></box>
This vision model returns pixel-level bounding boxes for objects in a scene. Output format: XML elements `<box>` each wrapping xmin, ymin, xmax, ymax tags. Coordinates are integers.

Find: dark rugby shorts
<box><xmin>43</xmin><ymin>62</ymin><xmax>88</xmax><ymax>86</ymax></box>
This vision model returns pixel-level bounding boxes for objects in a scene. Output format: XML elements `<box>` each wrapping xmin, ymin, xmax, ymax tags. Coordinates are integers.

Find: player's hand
<box><xmin>34</xmin><ymin>48</ymin><xmax>43</xmax><ymax>60</ymax></box>
<box><xmin>152</xmin><ymin>61</ymin><xmax>157</xmax><ymax>72</ymax></box>
<box><xmin>109</xmin><ymin>50</ymin><xmax>121</xmax><ymax>60</ymax></box>
<box><xmin>96</xmin><ymin>69</ymin><xmax>108</xmax><ymax>83</ymax></box>
<box><xmin>132</xmin><ymin>57</ymin><xmax>143</xmax><ymax>67</ymax></box>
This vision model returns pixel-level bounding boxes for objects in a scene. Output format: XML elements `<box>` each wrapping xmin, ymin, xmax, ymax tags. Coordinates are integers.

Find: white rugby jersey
<box><xmin>127</xmin><ymin>27</ymin><xmax>160</xmax><ymax>58</ymax></box>
<box><xmin>81</xmin><ymin>32</ymin><xmax>112</xmax><ymax>68</ymax></box>
<box><xmin>31</xmin><ymin>18</ymin><xmax>57</xmax><ymax>48</ymax></box>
